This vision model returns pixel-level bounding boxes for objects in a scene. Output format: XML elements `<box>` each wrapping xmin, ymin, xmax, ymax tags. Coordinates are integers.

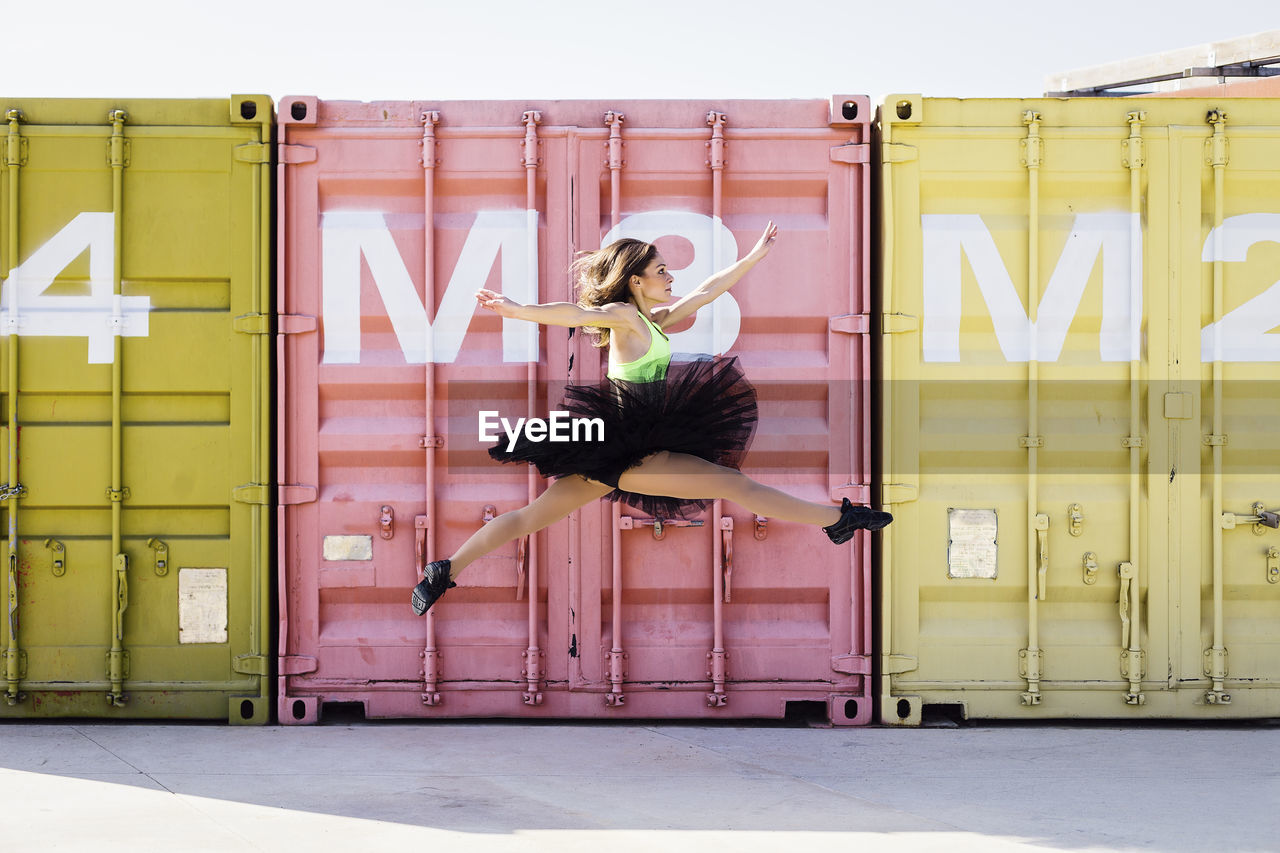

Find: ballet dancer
<box><xmin>412</xmin><ymin>222</ymin><xmax>891</xmax><ymax>615</ymax></box>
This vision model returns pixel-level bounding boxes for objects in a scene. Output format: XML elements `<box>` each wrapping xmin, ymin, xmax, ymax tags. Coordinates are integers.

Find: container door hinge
<box><xmin>882</xmin><ymin>143</ymin><xmax>918</xmax><ymax>163</ymax></box>
<box><xmin>882</xmin><ymin>483</ymin><xmax>918</xmax><ymax>505</ymax></box>
<box><xmin>829</xmin><ymin>314</ymin><xmax>870</xmax><ymax>335</ymax></box>
<box><xmin>233</xmin><ymin>655</ymin><xmax>269</xmax><ymax>676</ymax></box>
<box><xmin>831</xmin><ymin>484</ymin><xmax>871</xmax><ymax>506</ymax></box>
<box><xmin>232</xmin><ymin>484</ymin><xmax>269</xmax><ymax>505</ymax></box>
<box><xmin>830</xmin><ymin>143</ymin><xmax>870</xmax><ymax>164</ymax></box>
<box><xmin>279</xmin><ymin>314</ymin><xmax>317</xmax><ymax>334</ymax></box>
<box><xmin>234</xmin><ymin>142</ymin><xmax>271</xmax><ymax>164</ymax></box>
<box><xmin>279</xmin><ymin>485</ymin><xmax>318</xmax><ymax>505</ymax></box>
<box><xmin>882</xmin><ymin>654</ymin><xmax>918</xmax><ymax>674</ymax></box>
<box><xmin>831</xmin><ymin>654</ymin><xmax>871</xmax><ymax>675</ymax></box>
<box><xmin>279</xmin><ymin>655</ymin><xmax>318</xmax><ymax>676</ymax></box>
<box><xmin>279</xmin><ymin>143</ymin><xmax>317</xmax><ymax>165</ymax></box>
<box><xmin>882</xmin><ymin>313</ymin><xmax>919</xmax><ymax>334</ymax></box>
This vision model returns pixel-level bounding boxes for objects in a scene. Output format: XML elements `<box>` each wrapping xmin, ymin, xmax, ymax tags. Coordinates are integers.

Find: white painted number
<box><xmin>0</xmin><ymin>212</ymin><xmax>150</xmax><ymax>364</ymax></box>
<box><xmin>603</xmin><ymin>211</ymin><xmax>741</xmax><ymax>357</ymax></box>
<box><xmin>1201</xmin><ymin>214</ymin><xmax>1280</xmax><ymax>362</ymax></box>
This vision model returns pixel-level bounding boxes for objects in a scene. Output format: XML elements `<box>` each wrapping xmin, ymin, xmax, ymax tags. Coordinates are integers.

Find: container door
<box><xmin>880</xmin><ymin>97</ymin><xmax>1171</xmax><ymax>722</ymax></box>
<box><xmin>278</xmin><ymin>102</ymin><xmax>572</xmax><ymax>721</ymax></box>
<box><xmin>0</xmin><ymin>97</ymin><xmax>272</xmax><ymax>723</ymax></box>
<box><xmin>560</xmin><ymin>102</ymin><xmax>873</xmax><ymax>723</ymax></box>
<box><xmin>1173</xmin><ymin>119</ymin><xmax>1280</xmax><ymax>712</ymax></box>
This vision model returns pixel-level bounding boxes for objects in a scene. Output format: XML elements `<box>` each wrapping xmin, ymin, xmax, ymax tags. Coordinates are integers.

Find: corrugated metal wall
<box><xmin>878</xmin><ymin>96</ymin><xmax>1280</xmax><ymax>722</ymax></box>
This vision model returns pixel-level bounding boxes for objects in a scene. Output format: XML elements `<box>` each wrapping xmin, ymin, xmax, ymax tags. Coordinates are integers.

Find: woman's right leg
<box><xmin>616</xmin><ymin>450</ymin><xmax>843</xmax><ymax>526</ymax></box>
<box><xmin>445</xmin><ymin>475</ymin><xmax>613</xmax><ymax>579</ymax></box>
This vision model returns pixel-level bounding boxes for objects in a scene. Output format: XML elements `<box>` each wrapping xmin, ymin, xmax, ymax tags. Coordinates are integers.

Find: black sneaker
<box><xmin>411</xmin><ymin>559</ymin><xmax>456</xmax><ymax>615</ymax></box>
<box><xmin>823</xmin><ymin>498</ymin><xmax>893</xmax><ymax>544</ymax></box>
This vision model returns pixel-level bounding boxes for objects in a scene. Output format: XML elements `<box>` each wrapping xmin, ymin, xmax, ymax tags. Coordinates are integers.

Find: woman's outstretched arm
<box><xmin>475</xmin><ymin>290</ymin><xmax>635</xmax><ymax>328</ymax></box>
<box><xmin>653</xmin><ymin>221</ymin><xmax>777</xmax><ymax>329</ymax></box>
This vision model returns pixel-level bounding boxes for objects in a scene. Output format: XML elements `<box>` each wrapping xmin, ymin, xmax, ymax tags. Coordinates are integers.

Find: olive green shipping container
<box><xmin>0</xmin><ymin>97</ymin><xmax>272</xmax><ymax>723</ymax></box>
<box><xmin>879</xmin><ymin>96</ymin><xmax>1280</xmax><ymax>723</ymax></box>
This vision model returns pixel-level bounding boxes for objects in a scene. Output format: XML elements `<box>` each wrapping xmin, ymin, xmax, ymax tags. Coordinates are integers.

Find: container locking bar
<box><xmin>520</xmin><ymin>110</ymin><xmax>544</xmax><ymax>709</ymax></box>
<box><xmin>1020</xmin><ymin>110</ymin><xmax>1045</xmax><ymax>709</ymax></box>
<box><xmin>105</xmin><ymin>109</ymin><xmax>131</xmax><ymax>708</ymax></box>
<box><xmin>3</xmin><ymin>109</ymin><xmax>26</xmax><ymax>705</ymax></box>
<box><xmin>1121</xmin><ymin>110</ymin><xmax>1146</xmax><ymax>708</ymax></box>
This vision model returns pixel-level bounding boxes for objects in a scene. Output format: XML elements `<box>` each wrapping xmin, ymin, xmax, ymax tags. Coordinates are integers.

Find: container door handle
<box><xmin>721</xmin><ymin>517</ymin><xmax>734</xmax><ymax>603</ymax></box>
<box><xmin>1035</xmin><ymin>514</ymin><xmax>1049</xmax><ymax>600</ymax></box>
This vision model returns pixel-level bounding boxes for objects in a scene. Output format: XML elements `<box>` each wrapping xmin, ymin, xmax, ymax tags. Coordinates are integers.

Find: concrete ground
<box><xmin>2</xmin><ymin>719</ymin><xmax>1276</xmax><ymax>852</ymax></box>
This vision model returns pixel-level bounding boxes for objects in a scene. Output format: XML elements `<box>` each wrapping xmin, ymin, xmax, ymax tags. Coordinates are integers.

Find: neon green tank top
<box><xmin>607</xmin><ymin>311</ymin><xmax>670</xmax><ymax>382</ymax></box>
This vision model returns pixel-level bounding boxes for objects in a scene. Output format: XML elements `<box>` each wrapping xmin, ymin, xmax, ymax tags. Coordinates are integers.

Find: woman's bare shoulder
<box><xmin>597</xmin><ymin>301</ymin><xmax>642</xmax><ymax>327</ymax></box>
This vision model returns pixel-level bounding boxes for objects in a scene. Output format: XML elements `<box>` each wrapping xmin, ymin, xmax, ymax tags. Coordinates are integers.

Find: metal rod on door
<box><xmin>2</xmin><ymin>109</ymin><xmax>24</xmax><ymax>706</ymax></box>
<box><xmin>420</xmin><ymin>110</ymin><xmax>443</xmax><ymax>707</ymax></box>
<box><xmin>521</xmin><ymin>110</ymin><xmax>545</xmax><ymax>706</ymax></box>
<box><xmin>604</xmin><ymin>110</ymin><xmax>627</xmax><ymax>707</ymax></box>
<box><xmin>707</xmin><ymin>110</ymin><xmax>729</xmax><ymax>708</ymax></box>
<box><xmin>1205</xmin><ymin>110</ymin><xmax>1231</xmax><ymax>705</ymax></box>
<box><xmin>1121</xmin><ymin>110</ymin><xmax>1147</xmax><ymax>705</ymax></box>
<box><xmin>1020</xmin><ymin>110</ymin><xmax>1046</xmax><ymax>707</ymax></box>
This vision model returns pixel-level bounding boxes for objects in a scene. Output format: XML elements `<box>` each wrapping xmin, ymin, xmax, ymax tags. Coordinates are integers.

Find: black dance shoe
<box><xmin>823</xmin><ymin>498</ymin><xmax>893</xmax><ymax>544</ymax></box>
<box><xmin>411</xmin><ymin>559</ymin><xmax>457</xmax><ymax>615</ymax></box>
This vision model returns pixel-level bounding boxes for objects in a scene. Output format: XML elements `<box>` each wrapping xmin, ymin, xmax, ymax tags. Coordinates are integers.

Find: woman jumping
<box><xmin>411</xmin><ymin>222</ymin><xmax>891</xmax><ymax>615</ymax></box>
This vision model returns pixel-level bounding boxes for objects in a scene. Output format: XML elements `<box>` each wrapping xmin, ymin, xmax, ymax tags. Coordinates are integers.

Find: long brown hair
<box><xmin>572</xmin><ymin>238</ymin><xmax>656</xmax><ymax>348</ymax></box>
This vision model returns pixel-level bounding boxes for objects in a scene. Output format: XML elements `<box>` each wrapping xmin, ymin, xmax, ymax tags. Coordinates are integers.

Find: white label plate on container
<box><xmin>948</xmin><ymin>509</ymin><xmax>998</xmax><ymax>579</ymax></box>
<box><xmin>178</xmin><ymin>568</ymin><xmax>228</xmax><ymax>644</ymax></box>
<box><xmin>323</xmin><ymin>535</ymin><xmax>374</xmax><ymax>561</ymax></box>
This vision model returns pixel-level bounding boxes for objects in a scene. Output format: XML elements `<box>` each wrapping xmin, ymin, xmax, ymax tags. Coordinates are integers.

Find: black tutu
<box><xmin>488</xmin><ymin>356</ymin><xmax>758</xmax><ymax>520</ymax></box>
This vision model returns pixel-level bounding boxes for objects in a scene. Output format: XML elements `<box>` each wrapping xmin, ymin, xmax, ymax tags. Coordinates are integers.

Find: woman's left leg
<box><xmin>616</xmin><ymin>450</ymin><xmax>842</xmax><ymax>527</ymax></box>
<box><xmin>445</xmin><ymin>474</ymin><xmax>614</xmax><ymax>578</ymax></box>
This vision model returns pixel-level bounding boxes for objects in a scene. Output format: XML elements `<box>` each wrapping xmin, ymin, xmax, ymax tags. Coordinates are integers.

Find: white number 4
<box><xmin>0</xmin><ymin>212</ymin><xmax>150</xmax><ymax>364</ymax></box>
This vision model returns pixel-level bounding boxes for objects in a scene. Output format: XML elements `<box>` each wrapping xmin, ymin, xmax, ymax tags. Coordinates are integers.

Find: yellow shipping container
<box><xmin>879</xmin><ymin>96</ymin><xmax>1280</xmax><ymax>722</ymax></box>
<box><xmin>0</xmin><ymin>97</ymin><xmax>272</xmax><ymax>723</ymax></box>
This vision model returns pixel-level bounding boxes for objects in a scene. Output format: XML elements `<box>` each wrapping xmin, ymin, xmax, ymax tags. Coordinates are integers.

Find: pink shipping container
<box><xmin>276</xmin><ymin>97</ymin><xmax>873</xmax><ymax>724</ymax></box>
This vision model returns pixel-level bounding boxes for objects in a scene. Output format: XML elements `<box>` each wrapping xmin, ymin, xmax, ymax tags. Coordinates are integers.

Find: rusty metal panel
<box><xmin>278</xmin><ymin>97</ymin><xmax>873</xmax><ymax>724</ymax></box>
<box><xmin>879</xmin><ymin>96</ymin><xmax>1280</xmax><ymax>723</ymax></box>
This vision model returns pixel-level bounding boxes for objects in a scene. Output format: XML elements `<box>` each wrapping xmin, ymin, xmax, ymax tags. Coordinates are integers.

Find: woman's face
<box><xmin>631</xmin><ymin>253</ymin><xmax>673</xmax><ymax>303</ymax></box>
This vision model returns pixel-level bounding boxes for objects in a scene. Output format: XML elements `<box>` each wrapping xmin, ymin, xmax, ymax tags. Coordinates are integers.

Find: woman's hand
<box><xmin>476</xmin><ymin>288</ymin><xmax>523</xmax><ymax>319</ymax></box>
<box><xmin>747</xmin><ymin>221</ymin><xmax>778</xmax><ymax>261</ymax></box>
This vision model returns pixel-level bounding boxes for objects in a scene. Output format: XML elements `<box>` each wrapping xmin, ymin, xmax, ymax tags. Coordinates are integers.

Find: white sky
<box><xmin>6</xmin><ymin>0</ymin><xmax>1278</xmax><ymax>104</ymax></box>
